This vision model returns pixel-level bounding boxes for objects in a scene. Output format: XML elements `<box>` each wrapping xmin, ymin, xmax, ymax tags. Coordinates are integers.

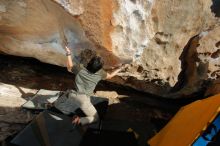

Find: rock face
<box><xmin>0</xmin><ymin>0</ymin><xmax>120</xmax><ymax>68</ymax></box>
<box><xmin>0</xmin><ymin>0</ymin><xmax>220</xmax><ymax>98</ymax></box>
<box><xmin>0</xmin><ymin>83</ymin><xmax>35</xmax><ymax>142</ymax></box>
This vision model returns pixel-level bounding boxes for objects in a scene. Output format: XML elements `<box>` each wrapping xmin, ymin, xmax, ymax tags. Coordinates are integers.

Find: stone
<box><xmin>53</xmin><ymin>0</ymin><xmax>84</xmax><ymax>15</ymax></box>
<box><xmin>95</xmin><ymin>91</ymin><xmax>120</xmax><ymax>104</ymax></box>
<box><xmin>0</xmin><ymin>0</ymin><xmax>220</xmax><ymax>98</ymax></box>
<box><xmin>0</xmin><ymin>4</ymin><xmax>6</xmax><ymax>12</ymax></box>
<box><xmin>0</xmin><ymin>0</ymin><xmax>121</xmax><ymax>69</ymax></box>
<box><xmin>0</xmin><ymin>83</ymin><xmax>35</xmax><ymax>123</ymax></box>
<box><xmin>0</xmin><ymin>83</ymin><xmax>36</xmax><ymax>142</ymax></box>
<box><xmin>95</xmin><ymin>91</ymin><xmax>118</xmax><ymax>99</ymax></box>
<box><xmin>0</xmin><ymin>83</ymin><xmax>37</xmax><ymax>112</ymax></box>
<box><xmin>110</xmin><ymin>0</ymin><xmax>220</xmax><ymax>97</ymax></box>
<box><xmin>197</xmin><ymin>26</ymin><xmax>220</xmax><ymax>80</ymax></box>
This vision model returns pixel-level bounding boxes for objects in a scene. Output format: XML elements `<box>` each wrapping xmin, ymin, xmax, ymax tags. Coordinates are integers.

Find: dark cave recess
<box><xmin>211</xmin><ymin>0</ymin><xmax>220</xmax><ymax>17</ymax></box>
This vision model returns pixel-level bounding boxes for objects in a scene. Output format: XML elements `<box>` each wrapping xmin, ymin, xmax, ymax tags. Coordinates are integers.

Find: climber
<box><xmin>53</xmin><ymin>46</ymin><xmax>122</xmax><ymax>125</ymax></box>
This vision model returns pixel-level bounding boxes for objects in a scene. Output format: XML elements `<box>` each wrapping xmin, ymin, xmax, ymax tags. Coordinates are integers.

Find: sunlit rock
<box><xmin>0</xmin><ymin>0</ymin><xmax>120</xmax><ymax>68</ymax></box>
<box><xmin>0</xmin><ymin>0</ymin><xmax>220</xmax><ymax>98</ymax></box>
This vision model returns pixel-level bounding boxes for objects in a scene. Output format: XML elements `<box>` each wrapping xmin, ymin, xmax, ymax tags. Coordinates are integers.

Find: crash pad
<box><xmin>11</xmin><ymin>110</ymin><xmax>83</xmax><ymax>146</ymax></box>
<box><xmin>148</xmin><ymin>93</ymin><xmax>220</xmax><ymax>146</ymax></box>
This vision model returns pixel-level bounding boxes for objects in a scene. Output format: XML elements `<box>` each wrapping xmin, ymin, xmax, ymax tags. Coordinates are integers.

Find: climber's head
<box><xmin>86</xmin><ymin>56</ymin><xmax>103</xmax><ymax>73</ymax></box>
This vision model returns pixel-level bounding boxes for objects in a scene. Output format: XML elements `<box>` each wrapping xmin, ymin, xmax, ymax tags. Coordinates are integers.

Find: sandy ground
<box><xmin>0</xmin><ymin>54</ymin><xmax>182</xmax><ymax>146</ymax></box>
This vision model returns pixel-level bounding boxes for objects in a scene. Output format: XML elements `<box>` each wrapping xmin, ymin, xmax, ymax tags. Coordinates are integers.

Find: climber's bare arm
<box><xmin>106</xmin><ymin>68</ymin><xmax>122</xmax><ymax>80</ymax></box>
<box><xmin>65</xmin><ymin>46</ymin><xmax>73</xmax><ymax>72</ymax></box>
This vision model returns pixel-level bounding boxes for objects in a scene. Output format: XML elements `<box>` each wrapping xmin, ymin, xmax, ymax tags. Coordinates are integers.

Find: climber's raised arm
<box><xmin>65</xmin><ymin>46</ymin><xmax>73</xmax><ymax>72</ymax></box>
<box><xmin>106</xmin><ymin>67</ymin><xmax>122</xmax><ymax>80</ymax></box>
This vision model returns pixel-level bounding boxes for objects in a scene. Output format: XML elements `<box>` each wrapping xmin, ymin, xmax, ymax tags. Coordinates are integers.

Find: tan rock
<box><xmin>95</xmin><ymin>91</ymin><xmax>118</xmax><ymax>99</ymax></box>
<box><xmin>110</xmin><ymin>0</ymin><xmax>220</xmax><ymax>97</ymax></box>
<box><xmin>141</xmin><ymin>0</ymin><xmax>217</xmax><ymax>87</ymax></box>
<box><xmin>1</xmin><ymin>0</ymin><xmax>220</xmax><ymax>97</ymax></box>
<box><xmin>0</xmin><ymin>83</ymin><xmax>35</xmax><ymax>142</ymax></box>
<box><xmin>197</xmin><ymin>26</ymin><xmax>220</xmax><ymax>80</ymax></box>
<box><xmin>95</xmin><ymin>91</ymin><xmax>119</xmax><ymax>104</ymax></box>
<box><xmin>0</xmin><ymin>0</ymin><xmax>121</xmax><ymax>69</ymax></box>
<box><xmin>0</xmin><ymin>83</ymin><xmax>36</xmax><ymax>117</ymax></box>
<box><xmin>0</xmin><ymin>83</ymin><xmax>37</xmax><ymax>109</ymax></box>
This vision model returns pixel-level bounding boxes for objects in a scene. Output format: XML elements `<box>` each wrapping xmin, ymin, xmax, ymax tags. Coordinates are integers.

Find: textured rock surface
<box><xmin>0</xmin><ymin>0</ymin><xmax>120</xmax><ymax>68</ymax></box>
<box><xmin>0</xmin><ymin>0</ymin><xmax>220</xmax><ymax>98</ymax></box>
<box><xmin>0</xmin><ymin>83</ymin><xmax>35</xmax><ymax>142</ymax></box>
<box><xmin>95</xmin><ymin>90</ymin><xmax>120</xmax><ymax>104</ymax></box>
<box><xmin>110</xmin><ymin>0</ymin><xmax>220</xmax><ymax>98</ymax></box>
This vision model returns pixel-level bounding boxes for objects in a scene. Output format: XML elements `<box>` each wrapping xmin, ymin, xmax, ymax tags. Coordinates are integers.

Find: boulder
<box><xmin>0</xmin><ymin>83</ymin><xmax>35</xmax><ymax>142</ymax></box>
<box><xmin>0</xmin><ymin>0</ymin><xmax>120</xmax><ymax>68</ymax></box>
<box><xmin>0</xmin><ymin>0</ymin><xmax>220</xmax><ymax>98</ymax></box>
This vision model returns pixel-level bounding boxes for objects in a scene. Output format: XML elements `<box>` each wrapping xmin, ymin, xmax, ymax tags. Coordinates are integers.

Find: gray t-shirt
<box><xmin>71</xmin><ymin>64</ymin><xmax>107</xmax><ymax>96</ymax></box>
<box><xmin>54</xmin><ymin>64</ymin><xmax>107</xmax><ymax>116</ymax></box>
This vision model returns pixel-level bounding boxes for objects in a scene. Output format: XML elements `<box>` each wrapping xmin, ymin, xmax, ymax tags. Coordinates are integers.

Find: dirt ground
<box><xmin>0</xmin><ymin>54</ymin><xmax>183</xmax><ymax>146</ymax></box>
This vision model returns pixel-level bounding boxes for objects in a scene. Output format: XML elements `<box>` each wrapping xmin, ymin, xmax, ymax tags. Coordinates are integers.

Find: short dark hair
<box><xmin>79</xmin><ymin>49</ymin><xmax>96</xmax><ymax>67</ymax></box>
<box><xmin>86</xmin><ymin>56</ymin><xmax>103</xmax><ymax>73</ymax></box>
